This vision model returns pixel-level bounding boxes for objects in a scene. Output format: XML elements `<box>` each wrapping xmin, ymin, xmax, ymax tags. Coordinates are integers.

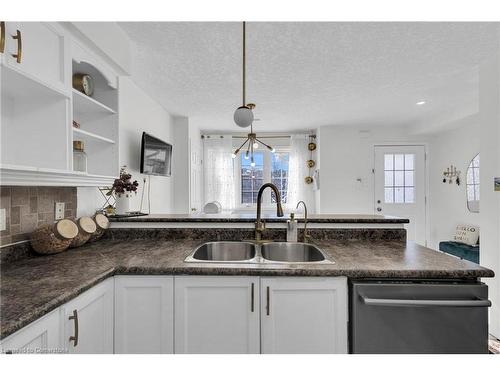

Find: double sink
<box><xmin>185</xmin><ymin>241</ymin><xmax>334</xmax><ymax>264</ymax></box>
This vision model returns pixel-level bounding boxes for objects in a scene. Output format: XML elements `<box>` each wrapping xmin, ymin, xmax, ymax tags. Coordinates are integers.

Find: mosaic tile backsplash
<box><xmin>0</xmin><ymin>187</ymin><xmax>77</xmax><ymax>246</ymax></box>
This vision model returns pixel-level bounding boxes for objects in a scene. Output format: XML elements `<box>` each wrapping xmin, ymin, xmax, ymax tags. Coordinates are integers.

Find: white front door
<box><xmin>374</xmin><ymin>145</ymin><xmax>426</xmax><ymax>245</ymax></box>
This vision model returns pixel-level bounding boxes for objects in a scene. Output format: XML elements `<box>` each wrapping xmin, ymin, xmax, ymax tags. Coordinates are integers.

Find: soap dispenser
<box><xmin>287</xmin><ymin>212</ymin><xmax>298</xmax><ymax>242</ymax></box>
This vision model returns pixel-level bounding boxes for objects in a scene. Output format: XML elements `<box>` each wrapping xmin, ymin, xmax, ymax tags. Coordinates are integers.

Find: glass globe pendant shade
<box><xmin>234</xmin><ymin>106</ymin><xmax>254</xmax><ymax>128</ymax></box>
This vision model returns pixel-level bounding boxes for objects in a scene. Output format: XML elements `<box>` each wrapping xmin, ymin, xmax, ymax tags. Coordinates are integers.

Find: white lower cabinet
<box><xmin>174</xmin><ymin>276</ymin><xmax>260</xmax><ymax>354</ymax></box>
<box><xmin>2</xmin><ymin>275</ymin><xmax>348</xmax><ymax>354</ymax></box>
<box><xmin>0</xmin><ymin>309</ymin><xmax>61</xmax><ymax>354</ymax></box>
<box><xmin>260</xmin><ymin>277</ymin><xmax>348</xmax><ymax>354</ymax></box>
<box><xmin>114</xmin><ymin>276</ymin><xmax>174</xmax><ymax>354</ymax></box>
<box><xmin>62</xmin><ymin>278</ymin><xmax>114</xmax><ymax>354</ymax></box>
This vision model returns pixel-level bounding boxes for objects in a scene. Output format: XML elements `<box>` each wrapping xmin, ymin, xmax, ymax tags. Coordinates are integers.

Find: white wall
<box><xmin>427</xmin><ymin>115</ymin><xmax>480</xmax><ymax>250</ymax></box>
<box><xmin>188</xmin><ymin>120</ymin><xmax>203</xmax><ymax>212</ymax></box>
<box><xmin>316</xmin><ymin>125</ymin><xmax>427</xmax><ymax>214</ymax></box>
<box><xmin>479</xmin><ymin>52</ymin><xmax>500</xmax><ymax>338</ymax></box>
<box><xmin>172</xmin><ymin>116</ymin><xmax>189</xmax><ymax>213</ymax></box>
<box><xmin>119</xmin><ymin>77</ymin><xmax>175</xmax><ymax>214</ymax></box>
<box><xmin>78</xmin><ymin>77</ymin><xmax>176</xmax><ymax>216</ymax></box>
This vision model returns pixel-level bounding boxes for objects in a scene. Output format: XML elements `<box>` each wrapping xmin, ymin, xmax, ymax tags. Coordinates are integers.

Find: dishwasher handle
<box><xmin>360</xmin><ymin>294</ymin><xmax>492</xmax><ymax>308</ymax></box>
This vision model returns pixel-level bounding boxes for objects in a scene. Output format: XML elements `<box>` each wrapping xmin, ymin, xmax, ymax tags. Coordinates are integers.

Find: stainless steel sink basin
<box><xmin>185</xmin><ymin>241</ymin><xmax>334</xmax><ymax>264</ymax></box>
<box><xmin>260</xmin><ymin>242</ymin><xmax>333</xmax><ymax>264</ymax></box>
<box><xmin>185</xmin><ymin>241</ymin><xmax>257</xmax><ymax>263</ymax></box>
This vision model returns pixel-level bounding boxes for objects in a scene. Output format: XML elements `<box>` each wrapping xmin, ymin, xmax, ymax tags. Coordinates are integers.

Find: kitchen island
<box><xmin>0</xmin><ymin>219</ymin><xmax>494</xmax><ymax>354</ymax></box>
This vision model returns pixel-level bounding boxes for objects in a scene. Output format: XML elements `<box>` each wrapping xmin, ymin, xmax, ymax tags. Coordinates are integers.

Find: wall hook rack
<box><xmin>443</xmin><ymin>165</ymin><xmax>461</xmax><ymax>185</ymax></box>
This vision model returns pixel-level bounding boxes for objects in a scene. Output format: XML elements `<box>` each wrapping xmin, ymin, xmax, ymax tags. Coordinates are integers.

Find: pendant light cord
<box><xmin>242</xmin><ymin>21</ymin><xmax>246</xmax><ymax>107</ymax></box>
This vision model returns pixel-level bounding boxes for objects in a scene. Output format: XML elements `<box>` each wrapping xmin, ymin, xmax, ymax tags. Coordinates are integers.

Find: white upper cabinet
<box><xmin>61</xmin><ymin>278</ymin><xmax>114</xmax><ymax>354</ymax></box>
<box><xmin>260</xmin><ymin>277</ymin><xmax>348</xmax><ymax>354</ymax></box>
<box><xmin>0</xmin><ymin>21</ymin><xmax>119</xmax><ymax>186</ymax></box>
<box><xmin>174</xmin><ymin>276</ymin><xmax>260</xmax><ymax>354</ymax></box>
<box><xmin>0</xmin><ymin>309</ymin><xmax>61</xmax><ymax>354</ymax></box>
<box><xmin>2</xmin><ymin>22</ymin><xmax>69</xmax><ymax>93</ymax></box>
<box><xmin>114</xmin><ymin>276</ymin><xmax>174</xmax><ymax>354</ymax></box>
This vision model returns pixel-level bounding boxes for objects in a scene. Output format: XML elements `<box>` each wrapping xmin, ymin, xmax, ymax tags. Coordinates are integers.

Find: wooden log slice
<box><xmin>88</xmin><ymin>213</ymin><xmax>109</xmax><ymax>242</ymax></box>
<box><xmin>30</xmin><ymin>219</ymin><xmax>78</xmax><ymax>255</ymax></box>
<box><xmin>70</xmin><ymin>217</ymin><xmax>97</xmax><ymax>248</ymax></box>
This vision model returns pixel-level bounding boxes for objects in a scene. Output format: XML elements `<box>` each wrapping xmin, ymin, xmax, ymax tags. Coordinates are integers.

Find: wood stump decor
<box><xmin>88</xmin><ymin>213</ymin><xmax>109</xmax><ymax>242</ymax></box>
<box><xmin>30</xmin><ymin>219</ymin><xmax>79</xmax><ymax>255</ymax></box>
<box><xmin>70</xmin><ymin>217</ymin><xmax>97</xmax><ymax>248</ymax></box>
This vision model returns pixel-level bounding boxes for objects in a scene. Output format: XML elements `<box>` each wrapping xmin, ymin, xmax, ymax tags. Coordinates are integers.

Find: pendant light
<box><xmin>232</xmin><ymin>22</ymin><xmax>275</xmax><ymax>163</ymax></box>
<box><xmin>233</xmin><ymin>22</ymin><xmax>254</xmax><ymax>128</ymax></box>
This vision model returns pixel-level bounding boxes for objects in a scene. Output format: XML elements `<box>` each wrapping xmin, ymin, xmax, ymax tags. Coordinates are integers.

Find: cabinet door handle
<box><xmin>68</xmin><ymin>309</ymin><xmax>79</xmax><ymax>347</ymax></box>
<box><xmin>11</xmin><ymin>29</ymin><xmax>21</xmax><ymax>63</ymax></box>
<box><xmin>251</xmin><ymin>282</ymin><xmax>254</xmax><ymax>312</ymax></box>
<box><xmin>0</xmin><ymin>22</ymin><xmax>5</xmax><ymax>53</ymax></box>
<box><xmin>266</xmin><ymin>286</ymin><xmax>270</xmax><ymax>316</ymax></box>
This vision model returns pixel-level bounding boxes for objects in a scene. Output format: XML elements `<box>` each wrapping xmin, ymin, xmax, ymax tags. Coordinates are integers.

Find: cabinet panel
<box><xmin>0</xmin><ymin>309</ymin><xmax>61</xmax><ymax>354</ymax></box>
<box><xmin>115</xmin><ymin>276</ymin><xmax>174</xmax><ymax>354</ymax></box>
<box><xmin>3</xmin><ymin>22</ymin><xmax>67</xmax><ymax>91</ymax></box>
<box><xmin>175</xmin><ymin>276</ymin><xmax>260</xmax><ymax>354</ymax></box>
<box><xmin>62</xmin><ymin>278</ymin><xmax>114</xmax><ymax>354</ymax></box>
<box><xmin>261</xmin><ymin>277</ymin><xmax>348</xmax><ymax>354</ymax></box>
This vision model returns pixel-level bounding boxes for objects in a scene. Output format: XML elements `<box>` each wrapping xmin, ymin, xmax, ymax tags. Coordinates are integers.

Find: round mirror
<box><xmin>466</xmin><ymin>153</ymin><xmax>480</xmax><ymax>213</ymax></box>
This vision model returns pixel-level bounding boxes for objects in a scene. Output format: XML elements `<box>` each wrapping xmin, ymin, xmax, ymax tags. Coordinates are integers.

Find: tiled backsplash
<box><xmin>0</xmin><ymin>187</ymin><xmax>77</xmax><ymax>246</ymax></box>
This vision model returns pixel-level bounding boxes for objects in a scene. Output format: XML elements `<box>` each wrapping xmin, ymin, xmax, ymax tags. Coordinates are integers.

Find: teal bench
<box><xmin>439</xmin><ymin>241</ymin><xmax>479</xmax><ymax>264</ymax></box>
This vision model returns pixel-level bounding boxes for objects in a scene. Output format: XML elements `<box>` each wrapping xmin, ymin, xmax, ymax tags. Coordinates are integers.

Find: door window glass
<box><xmin>384</xmin><ymin>154</ymin><xmax>415</xmax><ymax>203</ymax></box>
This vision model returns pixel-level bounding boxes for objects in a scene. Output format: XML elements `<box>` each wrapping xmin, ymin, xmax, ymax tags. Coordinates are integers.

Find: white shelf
<box><xmin>0</xmin><ymin>164</ymin><xmax>117</xmax><ymax>187</ymax></box>
<box><xmin>72</xmin><ymin>89</ymin><xmax>116</xmax><ymax>116</ymax></box>
<box><xmin>2</xmin><ymin>64</ymin><xmax>70</xmax><ymax>100</ymax></box>
<box><xmin>73</xmin><ymin>128</ymin><xmax>116</xmax><ymax>144</ymax></box>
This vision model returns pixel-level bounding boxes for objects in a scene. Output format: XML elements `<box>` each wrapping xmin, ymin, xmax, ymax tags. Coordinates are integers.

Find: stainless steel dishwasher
<box><xmin>350</xmin><ymin>280</ymin><xmax>491</xmax><ymax>354</ymax></box>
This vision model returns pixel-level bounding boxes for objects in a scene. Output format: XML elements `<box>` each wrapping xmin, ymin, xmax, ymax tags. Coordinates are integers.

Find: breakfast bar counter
<box><xmin>0</xmin><ymin>232</ymin><xmax>493</xmax><ymax>340</ymax></box>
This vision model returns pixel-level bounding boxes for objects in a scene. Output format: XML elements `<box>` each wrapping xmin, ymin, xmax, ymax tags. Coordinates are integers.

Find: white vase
<box><xmin>115</xmin><ymin>194</ymin><xmax>131</xmax><ymax>215</ymax></box>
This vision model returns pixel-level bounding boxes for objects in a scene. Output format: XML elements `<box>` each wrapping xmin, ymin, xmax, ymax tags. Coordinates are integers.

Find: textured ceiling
<box><xmin>119</xmin><ymin>22</ymin><xmax>496</xmax><ymax>132</ymax></box>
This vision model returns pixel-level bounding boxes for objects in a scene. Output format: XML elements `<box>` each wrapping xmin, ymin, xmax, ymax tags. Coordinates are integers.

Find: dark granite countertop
<box><xmin>0</xmin><ymin>237</ymin><xmax>493</xmax><ymax>340</ymax></box>
<box><xmin>109</xmin><ymin>213</ymin><xmax>410</xmax><ymax>224</ymax></box>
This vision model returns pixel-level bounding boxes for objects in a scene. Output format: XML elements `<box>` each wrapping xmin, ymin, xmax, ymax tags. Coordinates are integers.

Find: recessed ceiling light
<box><xmin>416</xmin><ymin>101</ymin><xmax>426</xmax><ymax>106</ymax></box>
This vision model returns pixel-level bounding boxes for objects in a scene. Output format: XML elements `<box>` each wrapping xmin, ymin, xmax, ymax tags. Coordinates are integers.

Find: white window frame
<box><xmin>234</xmin><ymin>146</ymin><xmax>290</xmax><ymax>210</ymax></box>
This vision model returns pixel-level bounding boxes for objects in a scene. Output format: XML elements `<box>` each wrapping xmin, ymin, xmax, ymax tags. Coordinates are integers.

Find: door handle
<box><xmin>11</xmin><ymin>29</ymin><xmax>21</xmax><ymax>63</ymax></box>
<box><xmin>377</xmin><ymin>207</ymin><xmax>382</xmax><ymax>212</ymax></box>
<box><xmin>0</xmin><ymin>22</ymin><xmax>5</xmax><ymax>53</ymax></box>
<box><xmin>361</xmin><ymin>294</ymin><xmax>492</xmax><ymax>308</ymax></box>
<box><xmin>251</xmin><ymin>282</ymin><xmax>254</xmax><ymax>312</ymax></box>
<box><xmin>68</xmin><ymin>309</ymin><xmax>79</xmax><ymax>347</ymax></box>
<box><xmin>266</xmin><ymin>286</ymin><xmax>270</xmax><ymax>316</ymax></box>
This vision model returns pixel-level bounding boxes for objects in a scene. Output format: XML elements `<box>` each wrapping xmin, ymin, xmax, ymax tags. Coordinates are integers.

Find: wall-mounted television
<box><xmin>140</xmin><ymin>132</ymin><xmax>172</xmax><ymax>177</ymax></box>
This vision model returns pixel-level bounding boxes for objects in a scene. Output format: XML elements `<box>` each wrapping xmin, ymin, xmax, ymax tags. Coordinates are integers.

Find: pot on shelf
<box><xmin>115</xmin><ymin>193</ymin><xmax>131</xmax><ymax>215</ymax></box>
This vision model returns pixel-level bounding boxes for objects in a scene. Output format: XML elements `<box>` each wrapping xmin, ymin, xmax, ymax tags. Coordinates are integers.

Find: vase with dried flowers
<box><xmin>110</xmin><ymin>166</ymin><xmax>139</xmax><ymax>215</ymax></box>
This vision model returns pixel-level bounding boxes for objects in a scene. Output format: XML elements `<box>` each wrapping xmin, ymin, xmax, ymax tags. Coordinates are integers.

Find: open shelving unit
<box><xmin>0</xmin><ymin>22</ymin><xmax>120</xmax><ymax>187</ymax></box>
<box><xmin>71</xmin><ymin>60</ymin><xmax>119</xmax><ymax>179</ymax></box>
<box><xmin>1</xmin><ymin>64</ymin><xmax>71</xmax><ymax>172</ymax></box>
<box><xmin>72</xmin><ymin>89</ymin><xmax>116</xmax><ymax>117</ymax></box>
<box><xmin>73</xmin><ymin>128</ymin><xmax>116</xmax><ymax>144</ymax></box>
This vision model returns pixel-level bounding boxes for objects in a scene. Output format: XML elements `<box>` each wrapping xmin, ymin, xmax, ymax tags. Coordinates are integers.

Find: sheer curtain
<box><xmin>203</xmin><ymin>135</ymin><xmax>235</xmax><ymax>211</ymax></box>
<box><xmin>287</xmin><ymin>134</ymin><xmax>315</xmax><ymax>212</ymax></box>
